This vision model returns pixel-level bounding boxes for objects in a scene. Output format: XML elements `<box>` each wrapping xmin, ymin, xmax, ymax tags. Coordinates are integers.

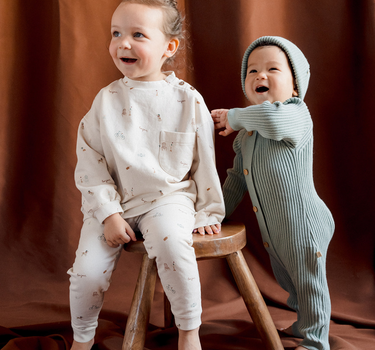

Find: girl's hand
<box><xmin>211</xmin><ymin>109</ymin><xmax>234</xmax><ymax>136</ymax></box>
<box><xmin>193</xmin><ymin>224</ymin><xmax>221</xmax><ymax>236</ymax></box>
<box><xmin>103</xmin><ymin>213</ymin><xmax>136</xmax><ymax>248</ymax></box>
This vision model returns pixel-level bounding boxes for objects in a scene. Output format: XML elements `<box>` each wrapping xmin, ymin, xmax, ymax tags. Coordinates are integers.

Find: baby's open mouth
<box><xmin>256</xmin><ymin>86</ymin><xmax>269</xmax><ymax>93</ymax></box>
<box><xmin>121</xmin><ymin>58</ymin><xmax>137</xmax><ymax>63</ymax></box>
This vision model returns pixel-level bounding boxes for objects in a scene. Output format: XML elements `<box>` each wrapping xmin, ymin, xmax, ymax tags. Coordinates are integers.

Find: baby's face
<box><xmin>244</xmin><ymin>46</ymin><xmax>297</xmax><ymax>105</ymax></box>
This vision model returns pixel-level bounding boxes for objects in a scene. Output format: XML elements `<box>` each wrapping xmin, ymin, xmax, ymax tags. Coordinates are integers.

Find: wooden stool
<box><xmin>122</xmin><ymin>222</ymin><xmax>283</xmax><ymax>350</ymax></box>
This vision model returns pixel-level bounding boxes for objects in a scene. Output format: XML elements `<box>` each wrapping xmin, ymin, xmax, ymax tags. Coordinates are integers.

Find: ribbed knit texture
<box><xmin>224</xmin><ymin>36</ymin><xmax>334</xmax><ymax>350</ymax></box>
<box><xmin>224</xmin><ymin>101</ymin><xmax>334</xmax><ymax>350</ymax></box>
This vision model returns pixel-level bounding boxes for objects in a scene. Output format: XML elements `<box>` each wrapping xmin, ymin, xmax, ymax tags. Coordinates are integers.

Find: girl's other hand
<box><xmin>193</xmin><ymin>224</ymin><xmax>221</xmax><ymax>236</ymax></box>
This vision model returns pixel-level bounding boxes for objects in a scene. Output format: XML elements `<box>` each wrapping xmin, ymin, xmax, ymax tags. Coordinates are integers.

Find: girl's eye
<box><xmin>113</xmin><ymin>31</ymin><xmax>121</xmax><ymax>38</ymax></box>
<box><xmin>134</xmin><ymin>32</ymin><xmax>145</xmax><ymax>38</ymax></box>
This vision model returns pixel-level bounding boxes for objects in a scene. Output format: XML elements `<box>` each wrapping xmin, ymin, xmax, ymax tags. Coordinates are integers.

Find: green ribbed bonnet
<box><xmin>241</xmin><ymin>36</ymin><xmax>310</xmax><ymax>101</ymax></box>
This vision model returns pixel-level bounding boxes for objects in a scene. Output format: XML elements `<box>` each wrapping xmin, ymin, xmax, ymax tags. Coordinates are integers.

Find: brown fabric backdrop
<box><xmin>1</xmin><ymin>0</ymin><xmax>374</xmax><ymax>349</ymax></box>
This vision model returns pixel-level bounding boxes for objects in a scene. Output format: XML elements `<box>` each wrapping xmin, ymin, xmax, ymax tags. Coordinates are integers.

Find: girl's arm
<box><xmin>75</xmin><ymin>109</ymin><xmax>123</xmax><ymax>225</ymax></box>
<box><xmin>190</xmin><ymin>100</ymin><xmax>225</xmax><ymax>233</ymax></box>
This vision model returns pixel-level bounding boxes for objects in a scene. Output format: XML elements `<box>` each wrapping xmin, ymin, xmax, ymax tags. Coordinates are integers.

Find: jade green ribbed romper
<box><xmin>223</xmin><ymin>36</ymin><xmax>335</xmax><ymax>350</ymax></box>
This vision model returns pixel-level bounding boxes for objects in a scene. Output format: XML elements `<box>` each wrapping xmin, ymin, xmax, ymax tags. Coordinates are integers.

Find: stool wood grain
<box><xmin>122</xmin><ymin>222</ymin><xmax>283</xmax><ymax>350</ymax></box>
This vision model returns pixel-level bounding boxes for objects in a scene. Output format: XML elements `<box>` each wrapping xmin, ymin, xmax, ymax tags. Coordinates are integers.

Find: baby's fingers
<box><xmin>218</xmin><ymin>128</ymin><xmax>232</xmax><ymax>137</ymax></box>
<box><xmin>211</xmin><ymin>108</ymin><xmax>225</xmax><ymax>115</ymax></box>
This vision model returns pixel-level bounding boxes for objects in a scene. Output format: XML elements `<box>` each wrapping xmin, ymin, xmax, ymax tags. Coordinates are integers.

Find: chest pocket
<box><xmin>159</xmin><ymin>131</ymin><xmax>196</xmax><ymax>180</ymax></box>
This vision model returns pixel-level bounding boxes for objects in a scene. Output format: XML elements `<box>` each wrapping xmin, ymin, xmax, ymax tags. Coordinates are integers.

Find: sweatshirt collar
<box><xmin>121</xmin><ymin>71</ymin><xmax>177</xmax><ymax>89</ymax></box>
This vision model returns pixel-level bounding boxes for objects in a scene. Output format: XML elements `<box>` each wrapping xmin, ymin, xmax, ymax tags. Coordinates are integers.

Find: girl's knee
<box><xmin>149</xmin><ymin>233</ymin><xmax>194</xmax><ymax>261</ymax></box>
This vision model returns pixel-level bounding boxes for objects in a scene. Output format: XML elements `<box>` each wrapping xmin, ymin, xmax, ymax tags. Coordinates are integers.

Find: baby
<box><xmin>212</xmin><ymin>36</ymin><xmax>334</xmax><ymax>350</ymax></box>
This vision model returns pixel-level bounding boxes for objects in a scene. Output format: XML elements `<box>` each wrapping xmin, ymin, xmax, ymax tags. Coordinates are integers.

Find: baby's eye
<box><xmin>249</xmin><ymin>69</ymin><xmax>257</xmax><ymax>74</ymax></box>
<box><xmin>134</xmin><ymin>32</ymin><xmax>145</xmax><ymax>38</ymax></box>
<box><xmin>112</xmin><ymin>31</ymin><xmax>121</xmax><ymax>38</ymax></box>
<box><xmin>269</xmin><ymin>67</ymin><xmax>279</xmax><ymax>71</ymax></box>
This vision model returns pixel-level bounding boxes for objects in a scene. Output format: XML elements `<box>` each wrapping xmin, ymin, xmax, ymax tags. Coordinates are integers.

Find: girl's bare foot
<box><xmin>71</xmin><ymin>338</ymin><xmax>94</xmax><ymax>350</ymax></box>
<box><xmin>178</xmin><ymin>327</ymin><xmax>202</xmax><ymax>350</ymax></box>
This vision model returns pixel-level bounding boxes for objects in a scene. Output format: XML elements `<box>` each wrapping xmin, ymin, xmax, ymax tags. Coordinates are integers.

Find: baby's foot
<box><xmin>71</xmin><ymin>338</ymin><xmax>94</xmax><ymax>350</ymax></box>
<box><xmin>295</xmin><ymin>346</ymin><xmax>308</xmax><ymax>350</ymax></box>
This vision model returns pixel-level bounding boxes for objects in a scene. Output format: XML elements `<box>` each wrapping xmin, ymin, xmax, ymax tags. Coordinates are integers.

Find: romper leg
<box><xmin>226</xmin><ymin>250</ymin><xmax>284</xmax><ymax>350</ymax></box>
<box><xmin>123</xmin><ymin>254</ymin><xmax>157</xmax><ymax>350</ymax></box>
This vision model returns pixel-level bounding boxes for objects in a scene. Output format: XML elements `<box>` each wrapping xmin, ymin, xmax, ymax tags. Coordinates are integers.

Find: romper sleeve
<box><xmin>74</xmin><ymin>95</ymin><xmax>123</xmax><ymax>224</ymax></box>
<box><xmin>190</xmin><ymin>98</ymin><xmax>225</xmax><ymax>228</ymax></box>
<box><xmin>228</xmin><ymin>98</ymin><xmax>312</xmax><ymax>148</ymax></box>
<box><xmin>222</xmin><ymin>130</ymin><xmax>249</xmax><ymax>218</ymax></box>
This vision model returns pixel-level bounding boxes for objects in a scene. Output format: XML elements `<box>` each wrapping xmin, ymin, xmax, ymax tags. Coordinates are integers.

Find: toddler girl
<box><xmin>68</xmin><ymin>1</ymin><xmax>224</xmax><ymax>349</ymax></box>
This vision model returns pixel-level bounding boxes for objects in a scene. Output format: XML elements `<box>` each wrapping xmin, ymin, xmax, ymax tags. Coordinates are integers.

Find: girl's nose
<box><xmin>119</xmin><ymin>39</ymin><xmax>131</xmax><ymax>50</ymax></box>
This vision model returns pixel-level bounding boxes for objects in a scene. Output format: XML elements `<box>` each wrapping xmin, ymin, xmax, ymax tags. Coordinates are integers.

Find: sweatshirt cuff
<box><xmin>194</xmin><ymin>212</ymin><xmax>224</xmax><ymax>229</ymax></box>
<box><xmin>94</xmin><ymin>201</ymin><xmax>124</xmax><ymax>224</ymax></box>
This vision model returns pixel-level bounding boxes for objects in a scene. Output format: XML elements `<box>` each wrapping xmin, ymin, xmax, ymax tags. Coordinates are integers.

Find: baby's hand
<box><xmin>103</xmin><ymin>213</ymin><xmax>136</xmax><ymax>248</ymax></box>
<box><xmin>211</xmin><ymin>109</ymin><xmax>234</xmax><ymax>136</ymax></box>
<box><xmin>193</xmin><ymin>224</ymin><xmax>221</xmax><ymax>236</ymax></box>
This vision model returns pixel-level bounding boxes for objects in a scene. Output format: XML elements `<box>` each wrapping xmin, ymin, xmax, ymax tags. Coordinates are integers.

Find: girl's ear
<box><xmin>164</xmin><ymin>38</ymin><xmax>179</xmax><ymax>58</ymax></box>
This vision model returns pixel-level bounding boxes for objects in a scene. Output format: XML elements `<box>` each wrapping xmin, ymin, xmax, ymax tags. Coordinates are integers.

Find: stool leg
<box><xmin>226</xmin><ymin>250</ymin><xmax>284</xmax><ymax>350</ymax></box>
<box><xmin>123</xmin><ymin>254</ymin><xmax>157</xmax><ymax>350</ymax></box>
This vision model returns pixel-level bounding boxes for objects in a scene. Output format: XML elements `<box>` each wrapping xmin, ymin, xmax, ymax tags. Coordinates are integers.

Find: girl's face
<box><xmin>109</xmin><ymin>3</ymin><xmax>178</xmax><ymax>81</ymax></box>
<box><xmin>244</xmin><ymin>46</ymin><xmax>298</xmax><ymax>105</ymax></box>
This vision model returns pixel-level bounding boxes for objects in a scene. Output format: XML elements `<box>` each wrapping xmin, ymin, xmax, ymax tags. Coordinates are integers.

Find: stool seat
<box><xmin>125</xmin><ymin>221</ymin><xmax>246</xmax><ymax>259</ymax></box>
<box><xmin>122</xmin><ymin>221</ymin><xmax>283</xmax><ymax>350</ymax></box>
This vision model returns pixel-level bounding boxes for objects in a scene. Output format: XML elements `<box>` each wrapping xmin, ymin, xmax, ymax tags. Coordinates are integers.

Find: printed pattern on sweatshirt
<box><xmin>74</xmin><ymin>72</ymin><xmax>224</xmax><ymax>227</ymax></box>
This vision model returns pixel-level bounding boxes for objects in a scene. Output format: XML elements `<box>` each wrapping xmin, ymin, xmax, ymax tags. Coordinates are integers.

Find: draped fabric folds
<box><xmin>1</xmin><ymin>0</ymin><xmax>374</xmax><ymax>349</ymax></box>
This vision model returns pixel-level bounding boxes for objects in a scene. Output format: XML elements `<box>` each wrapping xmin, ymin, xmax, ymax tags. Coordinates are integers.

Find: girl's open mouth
<box><xmin>120</xmin><ymin>58</ymin><xmax>137</xmax><ymax>63</ymax></box>
<box><xmin>256</xmin><ymin>86</ymin><xmax>269</xmax><ymax>93</ymax></box>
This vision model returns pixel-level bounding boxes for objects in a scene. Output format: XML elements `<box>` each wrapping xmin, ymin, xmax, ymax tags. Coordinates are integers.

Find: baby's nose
<box><xmin>256</xmin><ymin>72</ymin><xmax>267</xmax><ymax>79</ymax></box>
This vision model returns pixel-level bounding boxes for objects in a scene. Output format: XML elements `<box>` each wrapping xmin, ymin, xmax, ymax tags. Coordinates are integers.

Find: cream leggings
<box><xmin>68</xmin><ymin>204</ymin><xmax>201</xmax><ymax>343</ymax></box>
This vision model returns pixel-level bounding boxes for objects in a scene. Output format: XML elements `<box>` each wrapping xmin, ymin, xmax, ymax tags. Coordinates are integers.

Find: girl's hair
<box><xmin>120</xmin><ymin>0</ymin><xmax>183</xmax><ymax>41</ymax></box>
